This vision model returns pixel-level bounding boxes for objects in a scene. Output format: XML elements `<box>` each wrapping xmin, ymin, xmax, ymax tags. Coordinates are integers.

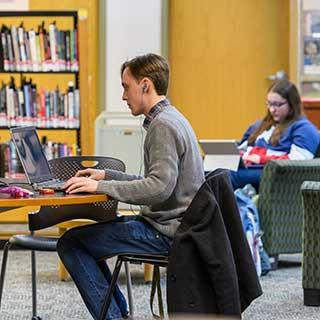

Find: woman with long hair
<box><xmin>230</xmin><ymin>79</ymin><xmax>320</xmax><ymax>191</ymax></box>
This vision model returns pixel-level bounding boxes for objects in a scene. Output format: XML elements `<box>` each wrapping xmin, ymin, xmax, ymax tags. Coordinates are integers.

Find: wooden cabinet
<box><xmin>302</xmin><ymin>99</ymin><xmax>320</xmax><ymax>129</ymax></box>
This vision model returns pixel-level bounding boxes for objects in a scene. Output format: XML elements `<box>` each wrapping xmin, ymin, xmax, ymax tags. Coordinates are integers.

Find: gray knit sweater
<box><xmin>97</xmin><ymin>101</ymin><xmax>205</xmax><ymax>238</ymax></box>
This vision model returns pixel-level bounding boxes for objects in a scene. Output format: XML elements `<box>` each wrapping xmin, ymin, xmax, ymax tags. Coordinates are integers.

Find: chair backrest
<box><xmin>28</xmin><ymin>156</ymin><xmax>125</xmax><ymax>231</ymax></box>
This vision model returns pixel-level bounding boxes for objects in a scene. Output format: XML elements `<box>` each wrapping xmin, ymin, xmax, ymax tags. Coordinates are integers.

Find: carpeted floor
<box><xmin>0</xmin><ymin>251</ymin><xmax>318</xmax><ymax>319</ymax></box>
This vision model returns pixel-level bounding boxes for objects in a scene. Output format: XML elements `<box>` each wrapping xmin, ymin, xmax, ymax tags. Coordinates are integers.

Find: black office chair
<box><xmin>0</xmin><ymin>156</ymin><xmax>125</xmax><ymax>320</ymax></box>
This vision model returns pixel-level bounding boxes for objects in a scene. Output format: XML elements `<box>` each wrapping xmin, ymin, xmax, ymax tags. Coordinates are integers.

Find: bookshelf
<box><xmin>0</xmin><ymin>10</ymin><xmax>89</xmax><ymax>232</ymax></box>
<box><xmin>291</xmin><ymin>1</ymin><xmax>320</xmax><ymax>128</ymax></box>
<box><xmin>0</xmin><ymin>11</ymin><xmax>80</xmax><ymax>148</ymax></box>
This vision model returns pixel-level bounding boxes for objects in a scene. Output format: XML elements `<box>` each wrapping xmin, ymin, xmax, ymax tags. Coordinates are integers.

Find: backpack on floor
<box><xmin>235</xmin><ymin>188</ymin><xmax>262</xmax><ymax>276</ymax></box>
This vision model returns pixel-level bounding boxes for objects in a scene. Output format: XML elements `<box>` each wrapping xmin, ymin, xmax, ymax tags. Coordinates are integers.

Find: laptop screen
<box><xmin>199</xmin><ymin>139</ymin><xmax>239</xmax><ymax>155</ymax></box>
<box><xmin>10</xmin><ymin>127</ymin><xmax>52</xmax><ymax>184</ymax></box>
<box><xmin>198</xmin><ymin>139</ymin><xmax>241</xmax><ymax>171</ymax></box>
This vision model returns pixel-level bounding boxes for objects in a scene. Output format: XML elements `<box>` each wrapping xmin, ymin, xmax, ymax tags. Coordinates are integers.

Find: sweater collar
<box><xmin>143</xmin><ymin>99</ymin><xmax>170</xmax><ymax>130</ymax></box>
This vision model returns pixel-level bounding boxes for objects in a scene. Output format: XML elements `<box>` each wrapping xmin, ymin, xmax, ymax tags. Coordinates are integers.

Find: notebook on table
<box><xmin>199</xmin><ymin>139</ymin><xmax>243</xmax><ymax>171</ymax></box>
<box><xmin>10</xmin><ymin>126</ymin><xmax>66</xmax><ymax>191</ymax></box>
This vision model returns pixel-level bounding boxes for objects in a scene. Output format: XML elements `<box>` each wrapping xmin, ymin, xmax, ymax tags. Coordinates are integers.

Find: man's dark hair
<box><xmin>121</xmin><ymin>53</ymin><xmax>169</xmax><ymax>95</ymax></box>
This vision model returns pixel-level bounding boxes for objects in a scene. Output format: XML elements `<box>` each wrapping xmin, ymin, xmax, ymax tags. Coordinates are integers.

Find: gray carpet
<box><xmin>0</xmin><ymin>252</ymin><xmax>319</xmax><ymax>319</ymax></box>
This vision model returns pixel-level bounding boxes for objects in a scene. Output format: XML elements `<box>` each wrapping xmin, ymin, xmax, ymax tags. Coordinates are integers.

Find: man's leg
<box><xmin>57</xmin><ymin>216</ymin><xmax>172</xmax><ymax>320</ymax></box>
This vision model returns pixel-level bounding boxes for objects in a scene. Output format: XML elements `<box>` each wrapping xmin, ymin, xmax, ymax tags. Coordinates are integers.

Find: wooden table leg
<box><xmin>144</xmin><ymin>263</ymin><xmax>154</xmax><ymax>283</ymax></box>
<box><xmin>58</xmin><ymin>226</ymin><xmax>69</xmax><ymax>281</ymax></box>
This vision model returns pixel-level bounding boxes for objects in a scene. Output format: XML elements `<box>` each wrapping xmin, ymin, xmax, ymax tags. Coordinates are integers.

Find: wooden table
<box><xmin>0</xmin><ymin>187</ymin><xmax>153</xmax><ymax>282</ymax></box>
<box><xmin>0</xmin><ymin>191</ymin><xmax>107</xmax><ymax>208</ymax></box>
<box><xmin>0</xmin><ymin>189</ymin><xmax>108</xmax><ymax>279</ymax></box>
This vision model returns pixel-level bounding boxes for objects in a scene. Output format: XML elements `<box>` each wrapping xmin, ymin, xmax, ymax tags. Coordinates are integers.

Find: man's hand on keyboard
<box><xmin>64</xmin><ymin>177</ymin><xmax>98</xmax><ymax>194</ymax></box>
<box><xmin>75</xmin><ymin>168</ymin><xmax>105</xmax><ymax>181</ymax></box>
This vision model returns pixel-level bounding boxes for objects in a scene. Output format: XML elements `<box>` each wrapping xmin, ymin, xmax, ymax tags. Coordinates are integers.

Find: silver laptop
<box><xmin>10</xmin><ymin>126</ymin><xmax>65</xmax><ymax>191</ymax></box>
<box><xmin>199</xmin><ymin>139</ymin><xmax>242</xmax><ymax>171</ymax></box>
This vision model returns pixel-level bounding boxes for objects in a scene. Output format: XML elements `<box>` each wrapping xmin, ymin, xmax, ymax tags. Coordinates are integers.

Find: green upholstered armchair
<box><xmin>301</xmin><ymin>181</ymin><xmax>320</xmax><ymax>306</ymax></box>
<box><xmin>257</xmin><ymin>159</ymin><xmax>320</xmax><ymax>265</ymax></box>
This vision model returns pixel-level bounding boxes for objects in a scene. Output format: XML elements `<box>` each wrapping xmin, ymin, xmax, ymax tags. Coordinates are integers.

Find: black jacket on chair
<box><xmin>167</xmin><ymin>169</ymin><xmax>262</xmax><ymax>317</ymax></box>
<box><xmin>207</xmin><ymin>169</ymin><xmax>262</xmax><ymax>311</ymax></box>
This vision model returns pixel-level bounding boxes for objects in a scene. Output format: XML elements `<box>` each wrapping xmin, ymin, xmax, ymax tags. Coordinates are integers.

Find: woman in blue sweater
<box><xmin>230</xmin><ymin>79</ymin><xmax>320</xmax><ymax>191</ymax></box>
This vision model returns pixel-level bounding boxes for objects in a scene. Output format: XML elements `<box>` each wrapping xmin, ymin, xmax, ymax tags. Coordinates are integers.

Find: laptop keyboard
<box><xmin>35</xmin><ymin>179</ymin><xmax>65</xmax><ymax>190</ymax></box>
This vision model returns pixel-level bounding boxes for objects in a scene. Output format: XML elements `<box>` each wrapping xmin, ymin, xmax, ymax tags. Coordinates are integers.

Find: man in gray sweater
<box><xmin>57</xmin><ymin>53</ymin><xmax>205</xmax><ymax>320</ymax></box>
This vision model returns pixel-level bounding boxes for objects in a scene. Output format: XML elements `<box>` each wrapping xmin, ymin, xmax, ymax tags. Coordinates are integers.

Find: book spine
<box><xmin>73</xmin><ymin>29</ymin><xmax>78</xmax><ymax>72</ymax></box>
<box><xmin>35</xmin><ymin>33</ymin><xmax>42</xmax><ymax>72</ymax></box>
<box><xmin>43</xmin><ymin>28</ymin><xmax>51</xmax><ymax>71</ymax></box>
<box><xmin>28</xmin><ymin>29</ymin><xmax>38</xmax><ymax>71</ymax></box>
<box><xmin>49</xmin><ymin>23</ymin><xmax>58</xmax><ymax>71</ymax></box>
<box><xmin>0</xmin><ymin>28</ymin><xmax>9</xmax><ymax>71</ymax></box>
<box><xmin>23</xmin><ymin>30</ymin><xmax>31</xmax><ymax>71</ymax></box>
<box><xmin>6</xmin><ymin>85</ymin><xmax>14</xmax><ymax>126</ymax></box>
<box><xmin>38</xmin><ymin>29</ymin><xmax>45</xmax><ymax>71</ymax></box>
<box><xmin>23</xmin><ymin>83</ymin><xmax>31</xmax><ymax>125</ymax></box>
<box><xmin>65</xmin><ymin>30</ymin><xmax>71</xmax><ymax>71</ymax></box>
<box><xmin>11</xmin><ymin>25</ymin><xmax>21</xmax><ymax>72</ymax></box>
<box><xmin>0</xmin><ymin>84</ymin><xmax>7</xmax><ymax>126</ymax></box>
<box><xmin>6</xmin><ymin>31</ymin><xmax>14</xmax><ymax>71</ymax></box>
<box><xmin>18</xmin><ymin>25</ymin><xmax>27</xmax><ymax>72</ymax></box>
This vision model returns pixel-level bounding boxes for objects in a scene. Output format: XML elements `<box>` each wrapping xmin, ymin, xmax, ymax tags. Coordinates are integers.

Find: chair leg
<box><xmin>99</xmin><ymin>257</ymin><xmax>123</xmax><ymax>320</ymax></box>
<box><xmin>304</xmin><ymin>289</ymin><xmax>320</xmax><ymax>306</ymax></box>
<box><xmin>150</xmin><ymin>266</ymin><xmax>164</xmax><ymax>319</ymax></box>
<box><xmin>124</xmin><ymin>261</ymin><xmax>134</xmax><ymax>316</ymax></box>
<box><xmin>31</xmin><ymin>249</ymin><xmax>38</xmax><ymax>318</ymax></box>
<box><xmin>270</xmin><ymin>254</ymin><xmax>279</xmax><ymax>270</ymax></box>
<box><xmin>0</xmin><ymin>241</ymin><xmax>12</xmax><ymax>308</ymax></box>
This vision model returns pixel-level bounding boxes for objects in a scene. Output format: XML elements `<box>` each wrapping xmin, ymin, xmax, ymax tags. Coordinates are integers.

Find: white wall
<box><xmin>105</xmin><ymin>0</ymin><xmax>165</xmax><ymax>113</ymax></box>
<box><xmin>98</xmin><ymin>0</ymin><xmax>167</xmax><ymax>209</ymax></box>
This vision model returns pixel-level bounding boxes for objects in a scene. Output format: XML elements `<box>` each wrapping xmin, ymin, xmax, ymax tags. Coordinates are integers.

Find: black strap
<box><xmin>150</xmin><ymin>266</ymin><xmax>164</xmax><ymax>318</ymax></box>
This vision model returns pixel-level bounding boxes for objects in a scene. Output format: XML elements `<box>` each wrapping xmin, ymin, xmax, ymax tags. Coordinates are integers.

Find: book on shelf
<box><xmin>0</xmin><ymin>78</ymin><xmax>80</xmax><ymax>128</ymax></box>
<box><xmin>18</xmin><ymin>23</ymin><xmax>28</xmax><ymax>72</ymax></box>
<box><xmin>0</xmin><ymin>20</ymin><xmax>79</xmax><ymax>72</ymax></box>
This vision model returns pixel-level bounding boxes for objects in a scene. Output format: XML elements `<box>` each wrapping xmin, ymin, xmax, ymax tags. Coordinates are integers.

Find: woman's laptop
<box><xmin>10</xmin><ymin>126</ymin><xmax>66</xmax><ymax>191</ymax></box>
<box><xmin>199</xmin><ymin>139</ymin><xmax>242</xmax><ymax>171</ymax></box>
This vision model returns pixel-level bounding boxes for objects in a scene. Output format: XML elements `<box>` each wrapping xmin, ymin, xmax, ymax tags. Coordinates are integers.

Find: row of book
<box><xmin>0</xmin><ymin>140</ymin><xmax>80</xmax><ymax>178</ymax></box>
<box><xmin>0</xmin><ymin>77</ymin><xmax>80</xmax><ymax>128</ymax></box>
<box><xmin>0</xmin><ymin>22</ymin><xmax>78</xmax><ymax>72</ymax></box>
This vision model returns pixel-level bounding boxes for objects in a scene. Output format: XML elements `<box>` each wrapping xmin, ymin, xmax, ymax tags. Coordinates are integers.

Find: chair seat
<box><xmin>9</xmin><ymin>235</ymin><xmax>58</xmax><ymax>251</ymax></box>
<box><xmin>118</xmin><ymin>253</ymin><xmax>168</xmax><ymax>267</ymax></box>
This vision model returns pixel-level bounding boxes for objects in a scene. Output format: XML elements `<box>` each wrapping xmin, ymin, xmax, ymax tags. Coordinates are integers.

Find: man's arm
<box><xmin>104</xmin><ymin>169</ymin><xmax>143</xmax><ymax>182</ymax></box>
<box><xmin>97</xmin><ymin>122</ymin><xmax>180</xmax><ymax>205</ymax></box>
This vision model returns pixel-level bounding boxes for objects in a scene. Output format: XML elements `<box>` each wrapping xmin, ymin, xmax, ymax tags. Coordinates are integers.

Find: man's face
<box><xmin>121</xmin><ymin>68</ymin><xmax>144</xmax><ymax>116</ymax></box>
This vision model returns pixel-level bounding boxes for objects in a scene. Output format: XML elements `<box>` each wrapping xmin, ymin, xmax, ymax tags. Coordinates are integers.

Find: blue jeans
<box><xmin>229</xmin><ymin>167</ymin><xmax>263</xmax><ymax>191</ymax></box>
<box><xmin>57</xmin><ymin>216</ymin><xmax>172</xmax><ymax>320</ymax></box>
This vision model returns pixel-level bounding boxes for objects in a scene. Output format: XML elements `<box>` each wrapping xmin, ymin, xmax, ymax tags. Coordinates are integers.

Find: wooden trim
<box><xmin>0</xmin><ymin>193</ymin><xmax>107</xmax><ymax>207</ymax></box>
<box><xmin>78</xmin><ymin>11</ymin><xmax>92</xmax><ymax>155</ymax></box>
<box><xmin>289</xmin><ymin>0</ymin><xmax>299</xmax><ymax>84</ymax></box>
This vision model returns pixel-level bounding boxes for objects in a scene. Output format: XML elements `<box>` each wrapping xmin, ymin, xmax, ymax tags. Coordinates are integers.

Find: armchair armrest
<box><xmin>258</xmin><ymin>159</ymin><xmax>320</xmax><ymax>256</ymax></box>
<box><xmin>301</xmin><ymin>181</ymin><xmax>320</xmax><ymax>306</ymax></box>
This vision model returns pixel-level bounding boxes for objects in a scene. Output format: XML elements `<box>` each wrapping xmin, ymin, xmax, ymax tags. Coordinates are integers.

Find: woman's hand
<box><xmin>243</xmin><ymin>154</ymin><xmax>261</xmax><ymax>164</ymax></box>
<box><xmin>75</xmin><ymin>169</ymin><xmax>105</xmax><ymax>181</ymax></box>
<box><xmin>64</xmin><ymin>177</ymin><xmax>99</xmax><ymax>194</ymax></box>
